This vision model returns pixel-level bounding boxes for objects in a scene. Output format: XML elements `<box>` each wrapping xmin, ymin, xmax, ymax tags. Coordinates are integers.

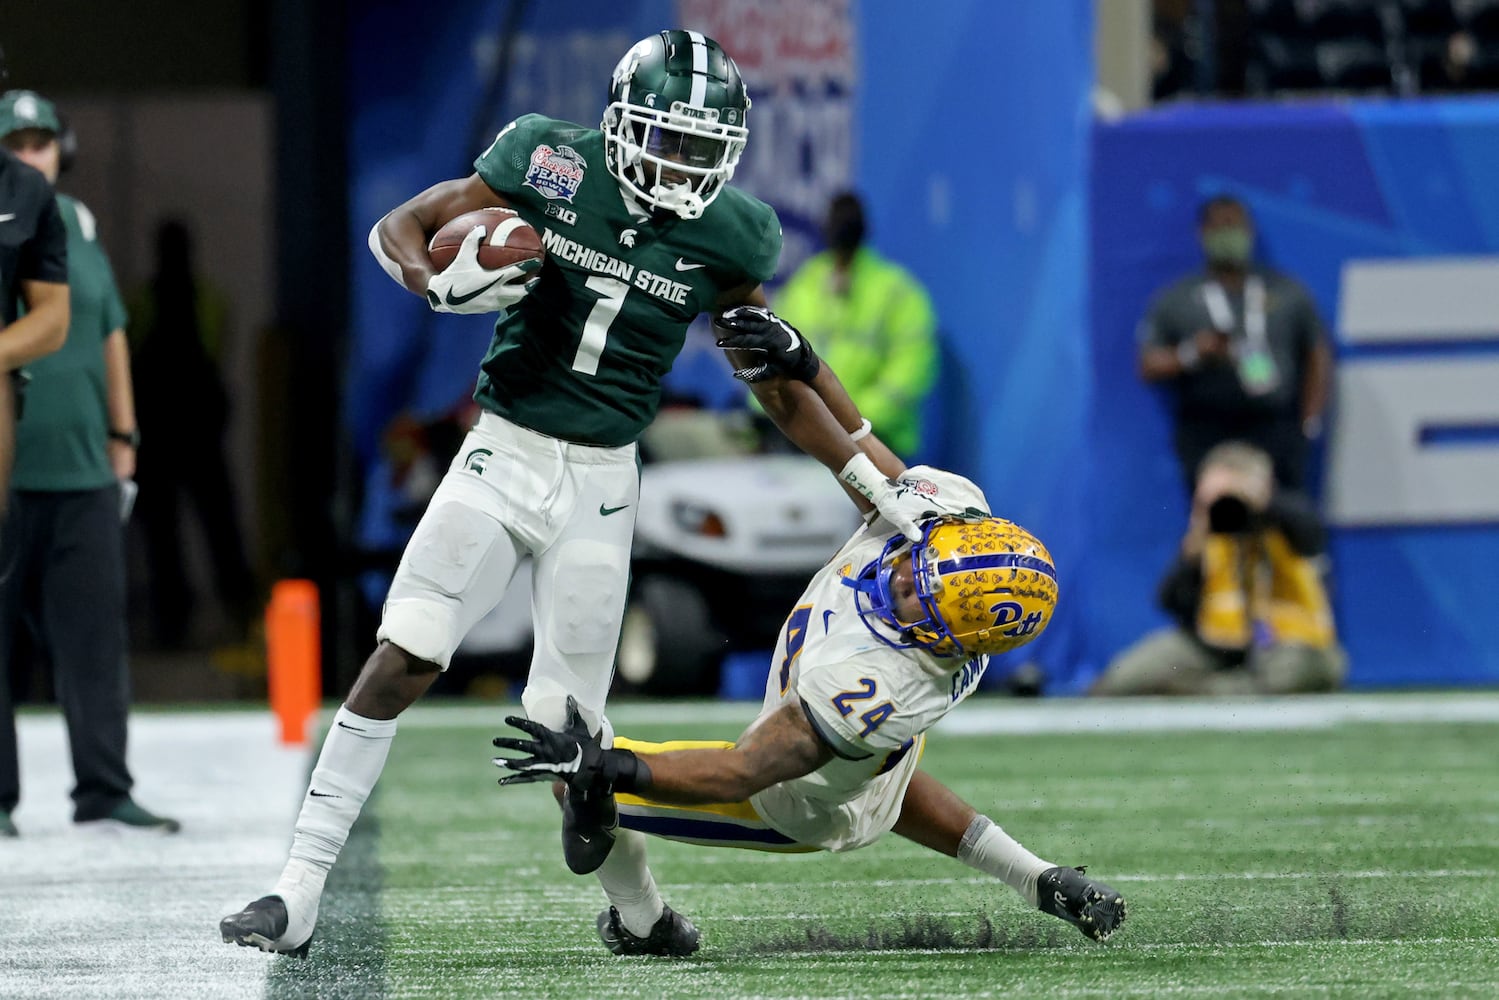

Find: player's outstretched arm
<box><xmin>711</xmin><ymin>287</ymin><xmax>932</xmax><ymax>537</ymax></box>
<box><xmin>368</xmin><ymin>174</ymin><xmax>510</xmax><ymax>296</ymax></box>
<box><xmin>493</xmin><ymin>700</ymin><xmax>833</xmax><ymax>806</ymax></box>
<box><xmin>633</xmin><ymin>702</ymin><xmax>835</xmax><ymax>804</ymax></box>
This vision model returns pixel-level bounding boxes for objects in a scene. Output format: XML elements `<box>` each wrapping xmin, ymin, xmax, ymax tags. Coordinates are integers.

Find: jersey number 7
<box><xmin>573</xmin><ymin>276</ymin><xmax>629</xmax><ymax>375</ymax></box>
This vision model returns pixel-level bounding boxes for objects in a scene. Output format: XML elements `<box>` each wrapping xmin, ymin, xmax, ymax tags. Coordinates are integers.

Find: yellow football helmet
<box><xmin>846</xmin><ymin>516</ymin><xmax>1058</xmax><ymax>657</ymax></box>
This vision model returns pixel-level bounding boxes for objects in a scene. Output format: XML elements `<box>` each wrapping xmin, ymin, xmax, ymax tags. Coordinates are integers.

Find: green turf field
<box><xmin>262</xmin><ymin>700</ymin><xmax>1499</xmax><ymax>999</ymax></box>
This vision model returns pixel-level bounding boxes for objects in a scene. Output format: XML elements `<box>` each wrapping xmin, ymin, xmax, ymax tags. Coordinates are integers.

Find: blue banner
<box><xmin>1087</xmin><ymin>99</ymin><xmax>1499</xmax><ymax>690</ymax></box>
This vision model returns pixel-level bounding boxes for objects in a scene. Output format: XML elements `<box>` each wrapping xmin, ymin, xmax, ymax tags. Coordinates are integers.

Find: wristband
<box><xmin>848</xmin><ymin>418</ymin><xmax>873</xmax><ymax>442</ymax></box>
<box><xmin>1176</xmin><ymin>340</ymin><xmax>1200</xmax><ymax>371</ymax></box>
<box><xmin>605</xmin><ymin>748</ymin><xmax>650</xmax><ymax>794</ymax></box>
<box><xmin>109</xmin><ymin>428</ymin><xmax>141</xmax><ymax>448</ymax></box>
<box><xmin>839</xmin><ymin>451</ymin><xmax>885</xmax><ymax>503</ymax></box>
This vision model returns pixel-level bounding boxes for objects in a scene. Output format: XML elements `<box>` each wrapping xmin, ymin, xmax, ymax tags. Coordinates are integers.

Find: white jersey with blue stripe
<box><xmin>749</xmin><ymin>467</ymin><xmax>992</xmax><ymax>852</ymax></box>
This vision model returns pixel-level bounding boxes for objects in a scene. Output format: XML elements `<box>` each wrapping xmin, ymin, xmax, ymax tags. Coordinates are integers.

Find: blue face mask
<box><xmin>842</xmin><ymin>534</ymin><xmax>944</xmax><ymax>652</ymax></box>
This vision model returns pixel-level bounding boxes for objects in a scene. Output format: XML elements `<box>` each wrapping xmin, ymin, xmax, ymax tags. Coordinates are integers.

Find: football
<box><xmin>428</xmin><ymin>207</ymin><xmax>545</xmax><ymax>272</ymax></box>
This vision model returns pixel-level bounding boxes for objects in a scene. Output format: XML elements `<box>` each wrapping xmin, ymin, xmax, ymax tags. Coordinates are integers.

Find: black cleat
<box><xmin>597</xmin><ymin>905</ymin><xmax>700</xmax><ymax>957</ymax></box>
<box><xmin>1036</xmin><ymin>866</ymin><xmax>1127</xmax><ymax>942</ymax></box>
<box><xmin>562</xmin><ymin>786</ymin><xmax>618</xmax><ymax>875</ymax></box>
<box><xmin>219</xmin><ymin>895</ymin><xmax>313</xmax><ymax>958</ymax></box>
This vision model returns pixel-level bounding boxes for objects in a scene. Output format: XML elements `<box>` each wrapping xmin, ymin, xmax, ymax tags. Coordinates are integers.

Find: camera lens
<box><xmin>1208</xmin><ymin>495</ymin><xmax>1251</xmax><ymax>533</ymax></box>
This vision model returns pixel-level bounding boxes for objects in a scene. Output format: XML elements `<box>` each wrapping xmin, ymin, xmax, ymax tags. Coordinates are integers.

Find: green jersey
<box><xmin>14</xmin><ymin>194</ymin><xmax>126</xmax><ymax>492</ymax></box>
<box><xmin>472</xmin><ymin>114</ymin><xmax>781</xmax><ymax>446</ymax></box>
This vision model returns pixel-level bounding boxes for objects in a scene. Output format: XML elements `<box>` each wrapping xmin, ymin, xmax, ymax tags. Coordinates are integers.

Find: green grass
<box><xmin>267</xmin><ymin>708</ymin><xmax>1499</xmax><ymax>999</ymax></box>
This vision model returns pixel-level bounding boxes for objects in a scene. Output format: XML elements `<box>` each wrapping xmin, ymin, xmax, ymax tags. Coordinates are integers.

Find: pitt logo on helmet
<box><xmin>846</xmin><ymin>516</ymin><xmax>1058</xmax><ymax>658</ymax></box>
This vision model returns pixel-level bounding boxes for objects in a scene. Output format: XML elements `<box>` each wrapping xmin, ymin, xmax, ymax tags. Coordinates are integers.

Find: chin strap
<box><xmin>652</xmin><ymin>186</ymin><xmax>704</xmax><ymax>219</ymax></box>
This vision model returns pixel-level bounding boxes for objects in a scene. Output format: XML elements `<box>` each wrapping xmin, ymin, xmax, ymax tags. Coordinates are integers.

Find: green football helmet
<box><xmin>602</xmin><ymin>30</ymin><xmax>750</xmax><ymax>220</ymax></box>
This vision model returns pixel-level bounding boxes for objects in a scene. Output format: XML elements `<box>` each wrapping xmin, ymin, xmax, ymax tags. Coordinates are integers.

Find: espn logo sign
<box><xmin>1328</xmin><ymin>257</ymin><xmax>1499</xmax><ymax>525</ymax></box>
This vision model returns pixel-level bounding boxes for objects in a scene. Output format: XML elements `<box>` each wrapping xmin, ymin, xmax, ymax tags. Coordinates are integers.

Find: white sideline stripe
<box><xmin>0</xmin><ymin>712</ymin><xmax>311</xmax><ymax>1000</ymax></box>
<box><xmin>398</xmin><ymin>692</ymin><xmax>1499</xmax><ymax>734</ymax></box>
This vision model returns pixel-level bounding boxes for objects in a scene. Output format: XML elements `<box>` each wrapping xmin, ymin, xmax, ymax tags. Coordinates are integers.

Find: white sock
<box><xmin>593</xmin><ymin>827</ymin><xmax>663</xmax><ymax>937</ymax></box>
<box><xmin>282</xmin><ymin>705</ymin><xmax>397</xmax><ymax>880</ymax></box>
<box><xmin>956</xmin><ymin>814</ymin><xmax>1053</xmax><ymax>907</ymax></box>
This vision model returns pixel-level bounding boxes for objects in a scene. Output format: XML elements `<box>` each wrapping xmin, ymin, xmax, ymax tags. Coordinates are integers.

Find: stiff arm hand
<box><xmin>713</xmin><ymin>305</ymin><xmax>821</xmax><ymax>382</ymax></box>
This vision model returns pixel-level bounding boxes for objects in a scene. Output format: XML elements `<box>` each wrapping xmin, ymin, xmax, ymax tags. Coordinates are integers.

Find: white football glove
<box><xmin>425</xmin><ymin>225</ymin><xmax>541</xmax><ymax>315</ymax></box>
<box><xmin>839</xmin><ymin>453</ymin><xmax>936</xmax><ymax>542</ymax></box>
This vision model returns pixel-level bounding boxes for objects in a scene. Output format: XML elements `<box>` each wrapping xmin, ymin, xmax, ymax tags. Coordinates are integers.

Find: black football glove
<box><xmin>492</xmin><ymin>696</ymin><xmax>648</xmax><ymax>794</ymax></box>
<box><xmin>713</xmin><ymin>305</ymin><xmax>821</xmax><ymax>383</ymax></box>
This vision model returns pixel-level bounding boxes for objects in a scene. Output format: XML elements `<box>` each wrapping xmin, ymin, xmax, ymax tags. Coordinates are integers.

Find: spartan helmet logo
<box><xmin>13</xmin><ymin>93</ymin><xmax>40</xmax><ymax>122</ymax></box>
<box><xmin>463</xmin><ymin>448</ymin><xmax>493</xmax><ymax>475</ymax></box>
<box><xmin>618</xmin><ymin>228</ymin><xmax>637</xmax><ymax>248</ymax></box>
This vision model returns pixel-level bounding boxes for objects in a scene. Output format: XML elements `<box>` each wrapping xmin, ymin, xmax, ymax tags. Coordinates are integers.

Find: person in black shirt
<box><xmin>0</xmin><ymin>139</ymin><xmax>69</xmax><ymax>512</ymax></box>
<box><xmin>0</xmin><ymin>73</ymin><xmax>71</xmax><ymax>839</ymax></box>
<box><xmin>1136</xmin><ymin>196</ymin><xmax>1333</xmax><ymax>493</ymax></box>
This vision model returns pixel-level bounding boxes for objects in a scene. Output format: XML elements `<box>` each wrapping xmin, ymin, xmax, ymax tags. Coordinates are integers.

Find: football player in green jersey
<box><xmin>223</xmin><ymin>30</ymin><xmax>937</xmax><ymax>958</ymax></box>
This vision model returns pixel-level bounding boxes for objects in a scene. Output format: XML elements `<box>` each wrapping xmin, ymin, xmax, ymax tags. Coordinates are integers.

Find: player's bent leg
<box><xmin>896</xmin><ymin>771</ymin><xmax>1128</xmax><ymax>943</ymax></box>
<box><xmin>597</xmin><ymin>904</ymin><xmax>700</xmax><ymax>958</ymax></box>
<box><xmin>219</xmin><ymin>643</ymin><xmax>440</xmax><ymax>958</ymax></box>
<box><xmin>526</xmin><ymin>522</ymin><xmax>634</xmax><ymax>874</ymax></box>
<box><xmin>1036</xmin><ymin>865</ymin><xmax>1128</xmax><ymax>943</ymax></box>
<box><xmin>220</xmin><ymin>893</ymin><xmax>314</xmax><ymax>959</ymax></box>
<box><xmin>586</xmin><ymin>738</ymin><xmax>816</xmax><ymax>957</ymax></box>
<box><xmin>345</xmin><ymin>640</ymin><xmax>442</xmax><ymax>719</ymax></box>
<box><xmin>591</xmin><ymin>829</ymin><xmax>701</xmax><ymax>958</ymax></box>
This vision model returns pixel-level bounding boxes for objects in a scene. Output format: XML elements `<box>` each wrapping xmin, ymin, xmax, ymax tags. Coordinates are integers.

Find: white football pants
<box><xmin>377</xmin><ymin>410</ymin><xmax>639</xmax><ymax>732</ymax></box>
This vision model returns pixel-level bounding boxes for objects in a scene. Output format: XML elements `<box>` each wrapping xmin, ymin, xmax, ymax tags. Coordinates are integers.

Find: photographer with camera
<box><xmin>1091</xmin><ymin>440</ymin><xmax>1345</xmax><ymax>696</ymax></box>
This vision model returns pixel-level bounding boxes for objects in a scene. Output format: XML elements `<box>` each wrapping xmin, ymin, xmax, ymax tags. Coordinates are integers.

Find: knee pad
<box><xmin>521</xmin><ymin>686</ymin><xmax>606</xmax><ymax>736</ymax></box>
<box><xmin>377</xmin><ymin>599</ymin><xmax>458</xmax><ymax>669</ymax></box>
<box><xmin>400</xmin><ymin>502</ymin><xmax>501</xmax><ymax>597</ymax></box>
<box><xmin>546</xmin><ymin>540</ymin><xmax>627</xmax><ymax>656</ymax></box>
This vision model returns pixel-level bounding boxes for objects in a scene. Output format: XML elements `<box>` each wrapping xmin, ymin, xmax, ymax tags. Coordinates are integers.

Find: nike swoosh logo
<box><xmin>444</xmin><ymin>275</ymin><xmax>506</xmax><ymax>306</ymax></box>
<box><xmin>823</xmin><ymin>609</ymin><xmax>835</xmax><ymax>633</ymax></box>
<box><xmin>0</xmin><ymin>213</ymin><xmax>15</xmax><ymax>223</ymax></box>
<box><xmin>577</xmin><ymin>834</ymin><xmax>591</xmax><ymax>844</ymax></box>
<box><xmin>674</xmin><ymin>258</ymin><xmax>706</xmax><ymax>271</ymax></box>
<box><xmin>309</xmin><ymin>789</ymin><xmax>341</xmax><ymax>799</ymax></box>
<box><xmin>337</xmin><ymin>721</ymin><xmax>367</xmax><ymax>732</ymax></box>
<box><xmin>599</xmin><ymin>503</ymin><xmax>630</xmax><ymax>516</ymax></box>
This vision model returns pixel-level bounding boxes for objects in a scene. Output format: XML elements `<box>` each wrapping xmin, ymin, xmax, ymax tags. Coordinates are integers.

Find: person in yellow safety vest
<box><xmin>772</xmin><ymin>192</ymin><xmax>938</xmax><ymax>459</ymax></box>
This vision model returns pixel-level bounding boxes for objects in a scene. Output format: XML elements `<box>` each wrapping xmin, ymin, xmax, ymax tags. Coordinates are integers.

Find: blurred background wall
<box><xmin>5</xmin><ymin>0</ymin><xmax>1498</xmax><ymax>698</ymax></box>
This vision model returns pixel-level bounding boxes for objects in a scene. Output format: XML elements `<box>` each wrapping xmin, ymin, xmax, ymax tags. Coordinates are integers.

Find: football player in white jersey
<box><xmin>493</xmin><ymin>464</ymin><xmax>1128</xmax><ymax>957</ymax></box>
